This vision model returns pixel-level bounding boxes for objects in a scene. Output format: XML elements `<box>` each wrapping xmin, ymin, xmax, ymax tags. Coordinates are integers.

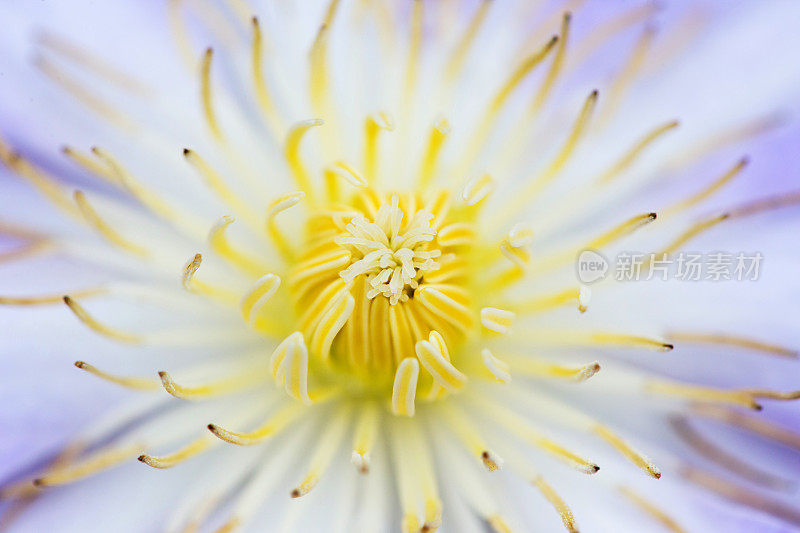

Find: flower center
<box><xmin>336</xmin><ymin>194</ymin><xmax>440</xmax><ymax>305</ymax></box>
<box><xmin>286</xmin><ymin>188</ymin><xmax>475</xmax><ymax>391</ymax></box>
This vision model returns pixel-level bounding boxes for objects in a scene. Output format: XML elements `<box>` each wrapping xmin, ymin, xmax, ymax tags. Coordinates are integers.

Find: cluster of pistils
<box><xmin>336</xmin><ymin>196</ymin><xmax>441</xmax><ymax>305</ymax></box>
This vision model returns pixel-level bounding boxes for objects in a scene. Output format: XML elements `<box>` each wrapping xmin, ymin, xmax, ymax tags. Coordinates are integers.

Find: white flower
<box><xmin>1</xmin><ymin>1</ymin><xmax>800</xmax><ymax>532</ymax></box>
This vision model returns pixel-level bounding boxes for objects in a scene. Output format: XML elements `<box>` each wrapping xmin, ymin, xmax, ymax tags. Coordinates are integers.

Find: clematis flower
<box><xmin>2</xmin><ymin>1</ymin><xmax>800</xmax><ymax>531</ymax></box>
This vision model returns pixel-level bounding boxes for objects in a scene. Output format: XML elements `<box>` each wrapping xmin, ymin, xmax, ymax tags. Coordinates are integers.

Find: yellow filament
<box><xmin>37</xmin><ymin>32</ymin><xmax>152</xmax><ymax>96</ymax></box>
<box><xmin>488</xmin><ymin>516</ymin><xmax>513</xmax><ymax>533</ymax></box>
<box><xmin>659</xmin><ymin>214</ymin><xmax>729</xmax><ymax>257</ymax></box>
<box><xmin>183</xmin><ymin>148</ymin><xmax>260</xmax><ymax>227</ymax></box>
<box><xmin>74</xmin><ymin>361</ymin><xmax>159</xmax><ymax>391</ymax></box>
<box><xmin>529</xmin><ymin>12</ymin><xmax>571</xmax><ymax>115</ymax></box>
<box><xmin>415</xmin><ymin>336</ymin><xmax>467</xmax><ymax>392</ymax></box>
<box><xmin>594</xmin><ymin>425</ymin><xmax>660</xmax><ymax>478</ymax></box>
<box><xmin>506</xmin><ymin>287</ymin><xmax>585</xmax><ymax>315</ymax></box>
<box><xmin>596</xmin><ymin>121</ymin><xmax>680</xmax><ymax>184</ymax></box>
<box><xmin>476</xmin><ymin>399</ymin><xmax>598</xmax><ymax>474</ymax></box>
<box><xmin>240</xmin><ymin>273</ymin><xmax>281</xmax><ymax>327</ymax></box>
<box><xmin>618</xmin><ymin>486</ymin><xmax>687</xmax><ymax>533</ymax></box>
<box><xmin>664</xmin><ymin>158</ymin><xmax>748</xmax><ymax>216</ymax></box>
<box><xmin>63</xmin><ymin>295</ymin><xmax>142</xmax><ymax>344</ymax></box>
<box><xmin>208</xmin><ymin>215</ymin><xmax>266</xmax><ymax>277</ymax></box>
<box><xmin>392</xmin><ymin>358</ymin><xmax>420</xmax><ymax>417</ymax></box>
<box><xmin>0</xmin><ymin>287</ymin><xmax>103</xmax><ymax>306</ymax></box>
<box><xmin>418</xmin><ymin>118</ymin><xmax>451</xmax><ymax>189</ymax></box>
<box><xmin>516</xmin><ymin>329</ymin><xmax>672</xmax><ymax>352</ymax></box>
<box><xmin>159</xmin><ymin>370</ymin><xmax>257</xmax><ymax>400</ymax></box>
<box><xmin>666</xmin><ymin>331</ymin><xmax>797</xmax><ymax>358</ymax></box>
<box><xmin>309</xmin><ymin>0</ymin><xmax>342</xmax><ymax>116</ymax></box>
<box><xmin>461</xmin><ymin>173</ymin><xmax>495</xmax><ymax>207</ymax></box>
<box><xmin>74</xmin><ymin>191</ymin><xmax>148</xmax><ymax>256</ymax></box>
<box><xmin>62</xmin><ymin>146</ymin><xmax>116</xmax><ymax>183</ymax></box>
<box><xmin>282</xmin><ymin>333</ymin><xmax>312</xmax><ymax>405</ymax></box>
<box><xmin>589</xmin><ymin>212</ymin><xmax>657</xmax><ymax>248</ymax></box>
<box><xmin>533</xmin><ymin>477</ymin><xmax>578</xmax><ymax>533</ymax></box>
<box><xmin>601</xmin><ymin>27</ymin><xmax>655</xmax><ymax>125</ymax></box>
<box><xmin>645</xmin><ymin>381</ymin><xmax>761</xmax><ymax>410</ymax></box>
<box><xmin>691</xmin><ymin>404</ymin><xmax>800</xmax><ymax>450</ymax></box>
<box><xmin>200</xmin><ymin>48</ymin><xmax>222</xmax><ymax>140</ymax></box>
<box><xmin>351</xmin><ymin>400</ymin><xmax>380</xmax><ymax>473</ymax></box>
<box><xmin>404</xmin><ymin>0</ymin><xmax>424</xmax><ymax>99</ymax></box>
<box><xmin>480</xmin><ymin>307</ymin><xmax>515</xmax><ymax>334</ymax></box>
<box><xmin>250</xmin><ymin>17</ymin><xmax>281</xmax><ymax>133</ymax></box>
<box><xmin>309</xmin><ymin>293</ymin><xmax>355</xmax><ymax>360</ymax></box>
<box><xmin>167</xmin><ymin>0</ymin><xmax>195</xmax><ymax>70</ymax></box>
<box><xmin>208</xmin><ymin>403</ymin><xmax>305</xmax><ymax>446</ymax></box>
<box><xmin>0</xmin><ymin>145</ymin><xmax>76</xmax><ymax>216</ymax></box>
<box><xmin>481</xmin><ymin>349</ymin><xmax>511</xmax><ymax>384</ymax></box>
<box><xmin>138</xmin><ymin>436</ymin><xmax>212</xmax><ymax>469</ymax></box>
<box><xmin>181</xmin><ymin>253</ymin><xmax>240</xmax><ymax>305</ymax></box>
<box><xmin>33</xmin><ymin>444</ymin><xmax>142</xmax><ymax>487</ymax></box>
<box><xmin>415</xmin><ymin>286</ymin><xmax>473</xmax><ymax>333</ymax></box>
<box><xmin>291</xmin><ymin>407</ymin><xmax>349</xmax><ymax>498</ymax></box>
<box><xmin>35</xmin><ymin>55</ymin><xmax>134</xmax><ymax>131</ymax></box>
<box><xmin>500</xmin><ymin>90</ymin><xmax>598</xmax><ymax>226</ymax></box>
<box><xmin>439</xmin><ymin>402</ymin><xmax>502</xmax><ymax>471</ymax></box>
<box><xmin>444</xmin><ymin>0</ymin><xmax>492</xmax><ymax>81</ymax></box>
<box><xmin>364</xmin><ymin>113</ymin><xmax>394</xmax><ymax>185</ymax></box>
<box><xmin>491</xmin><ymin>36</ymin><xmax>559</xmax><ymax>114</ymax></box>
<box><xmin>502</xmin><ymin>354</ymin><xmax>599</xmax><ymax>383</ymax></box>
<box><xmin>285</xmin><ymin>120</ymin><xmax>323</xmax><ymax>201</ymax></box>
<box><xmin>267</xmin><ymin>190</ymin><xmax>306</xmax><ymax>261</ymax></box>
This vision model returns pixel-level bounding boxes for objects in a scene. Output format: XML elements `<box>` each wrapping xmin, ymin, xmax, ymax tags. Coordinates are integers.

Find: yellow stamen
<box><xmin>33</xmin><ymin>444</ymin><xmax>143</xmax><ymax>487</ymax></box>
<box><xmin>691</xmin><ymin>404</ymin><xmax>800</xmax><ymax>450</ymax></box>
<box><xmin>475</xmin><ymin>399</ymin><xmax>598</xmax><ymax>474</ymax></box>
<box><xmin>444</xmin><ymin>0</ymin><xmax>493</xmax><ymax>81</ymax></box>
<box><xmin>594</xmin><ymin>425</ymin><xmax>660</xmax><ymax>479</ymax></box>
<box><xmin>208</xmin><ymin>403</ymin><xmax>305</xmax><ymax>446</ymax></box>
<box><xmin>74</xmin><ymin>361</ymin><xmax>159</xmax><ymax>391</ymax></box>
<box><xmin>404</xmin><ymin>0</ymin><xmax>424</xmax><ymax>99</ymax></box>
<box><xmin>282</xmin><ymin>332</ymin><xmax>312</xmax><ymax>405</ymax></box>
<box><xmin>664</xmin><ymin>157</ymin><xmax>748</xmax><ymax>216</ymax></box>
<box><xmin>597</xmin><ymin>121</ymin><xmax>680</xmax><ymax>184</ymax></box>
<box><xmin>415</xmin><ymin>335</ymin><xmax>467</xmax><ymax>392</ymax></box>
<box><xmin>440</xmin><ymin>402</ymin><xmax>503</xmax><ymax>471</ymax></box>
<box><xmin>62</xmin><ymin>146</ymin><xmax>116</xmax><ymax>183</ymax></box>
<box><xmin>266</xmin><ymin>190</ymin><xmax>306</xmax><ymax>261</ymax></box>
<box><xmin>63</xmin><ymin>295</ymin><xmax>142</xmax><ymax>344</ymax></box>
<box><xmin>138</xmin><ymin>436</ymin><xmax>213</xmax><ymax>469</ymax></box>
<box><xmin>181</xmin><ymin>253</ymin><xmax>239</xmax><ymax>304</ymax></box>
<box><xmin>351</xmin><ymin>400</ymin><xmax>380</xmax><ymax>474</ymax></box>
<box><xmin>645</xmin><ymin>381</ymin><xmax>761</xmax><ymax>410</ymax></box>
<box><xmin>461</xmin><ymin>173</ymin><xmax>495</xmax><ymax>207</ymax></box>
<box><xmin>158</xmin><ymin>370</ymin><xmax>257</xmax><ymax>400</ymax></box>
<box><xmin>502</xmin><ymin>354</ymin><xmax>599</xmax><ymax>383</ymax></box>
<box><xmin>499</xmin><ymin>90</ymin><xmax>598</xmax><ymax>227</ymax></box>
<box><xmin>200</xmin><ymin>48</ymin><xmax>222</xmax><ymax>140</ymax></box>
<box><xmin>208</xmin><ymin>215</ymin><xmax>267</xmax><ymax>276</ymax></box>
<box><xmin>0</xmin><ymin>288</ymin><xmax>103</xmax><ymax>306</ymax></box>
<box><xmin>480</xmin><ymin>349</ymin><xmax>511</xmax><ymax>384</ymax></box>
<box><xmin>240</xmin><ymin>273</ymin><xmax>281</xmax><ymax>327</ymax></box>
<box><xmin>529</xmin><ymin>12</ymin><xmax>571</xmax><ymax>115</ymax></box>
<box><xmin>618</xmin><ymin>486</ymin><xmax>686</xmax><ymax>533</ymax></box>
<box><xmin>480</xmin><ymin>307</ymin><xmax>515</xmax><ymax>335</ymax></box>
<box><xmin>250</xmin><ymin>17</ymin><xmax>281</xmax><ymax>134</ymax></box>
<box><xmin>309</xmin><ymin>0</ymin><xmax>342</xmax><ymax>116</ymax></box>
<box><xmin>534</xmin><ymin>476</ymin><xmax>579</xmax><ymax>533</ymax></box>
<box><xmin>183</xmin><ymin>148</ymin><xmax>260</xmax><ymax>228</ymax></box>
<box><xmin>291</xmin><ymin>407</ymin><xmax>349</xmax><ymax>498</ymax></box>
<box><xmin>73</xmin><ymin>190</ymin><xmax>148</xmax><ymax>256</ymax></box>
<box><xmin>418</xmin><ymin>118</ymin><xmax>451</xmax><ymax>189</ymax></box>
<box><xmin>364</xmin><ymin>113</ymin><xmax>394</xmax><ymax>185</ymax></box>
<box><xmin>665</xmin><ymin>330</ymin><xmax>797</xmax><ymax>358</ymax></box>
<box><xmin>392</xmin><ymin>358</ymin><xmax>420</xmax><ymax>417</ymax></box>
<box><xmin>285</xmin><ymin>120</ymin><xmax>323</xmax><ymax>202</ymax></box>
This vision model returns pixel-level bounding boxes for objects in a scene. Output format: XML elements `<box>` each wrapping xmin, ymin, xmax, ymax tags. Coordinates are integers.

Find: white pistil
<box><xmin>337</xmin><ymin>202</ymin><xmax>441</xmax><ymax>305</ymax></box>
